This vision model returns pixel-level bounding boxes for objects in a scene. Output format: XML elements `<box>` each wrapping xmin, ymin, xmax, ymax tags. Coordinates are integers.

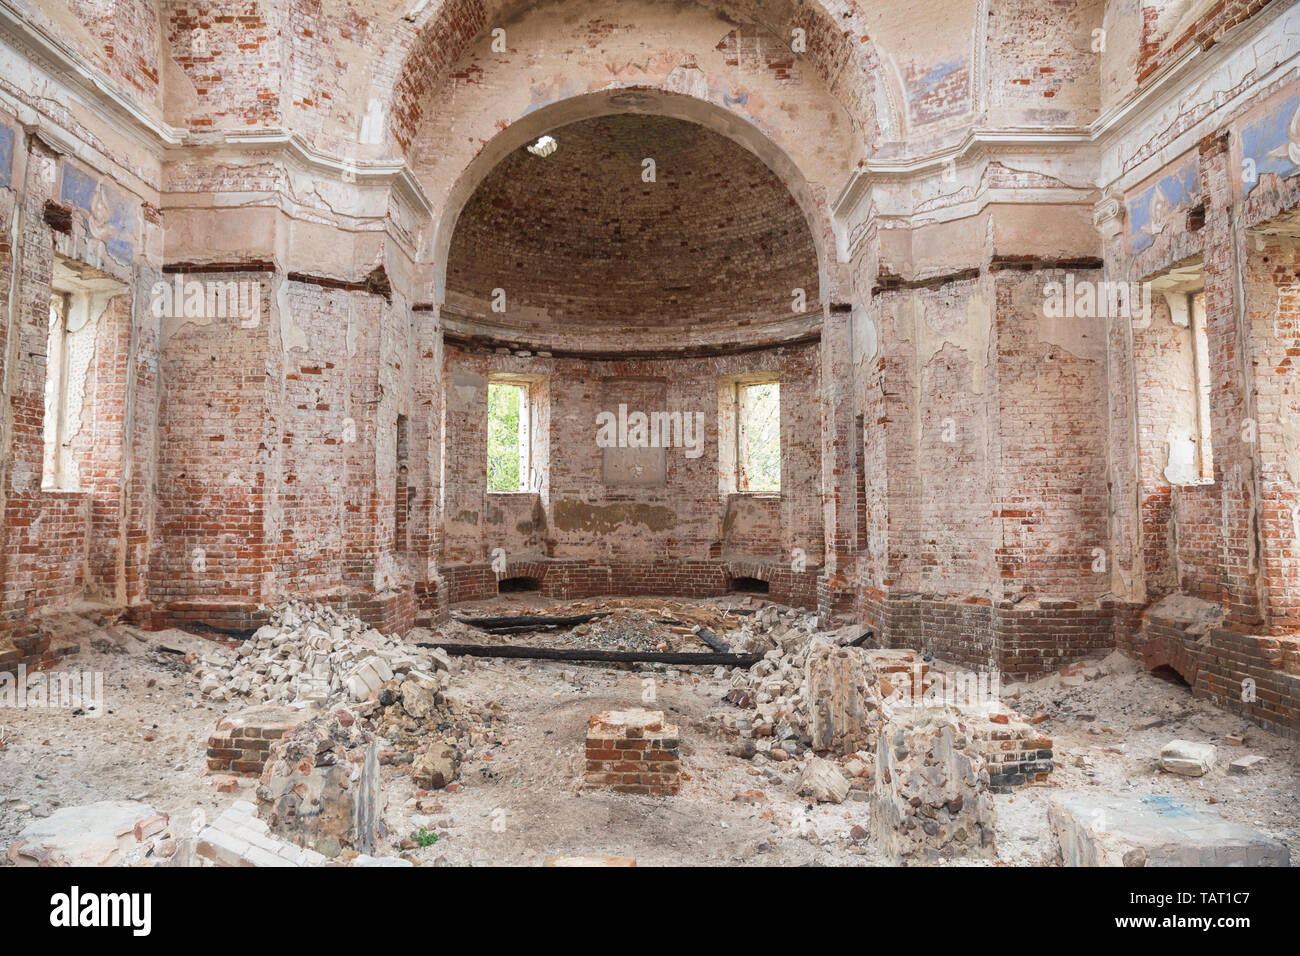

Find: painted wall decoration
<box><xmin>1126</xmin><ymin>157</ymin><xmax>1199</xmax><ymax>254</ymax></box>
<box><xmin>0</xmin><ymin>120</ymin><xmax>14</xmax><ymax>189</ymax></box>
<box><xmin>59</xmin><ymin>162</ymin><xmax>136</xmax><ymax>262</ymax></box>
<box><xmin>1240</xmin><ymin>91</ymin><xmax>1300</xmax><ymax>197</ymax></box>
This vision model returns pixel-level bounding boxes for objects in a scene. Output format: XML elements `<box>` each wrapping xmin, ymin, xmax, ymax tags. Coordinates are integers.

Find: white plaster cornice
<box><xmin>834</xmin><ymin>0</ymin><xmax>1300</xmax><ymax>227</ymax></box>
<box><xmin>2</xmin><ymin>0</ymin><xmax>1295</xmax><ymax>248</ymax></box>
<box><xmin>212</xmin><ymin>130</ymin><xmax>435</xmax><ymax>220</ymax></box>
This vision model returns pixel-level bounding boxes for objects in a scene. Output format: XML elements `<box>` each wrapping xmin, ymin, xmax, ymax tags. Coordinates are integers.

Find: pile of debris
<box><xmin>254</xmin><ymin>677</ymin><xmax>500</xmax><ymax>857</ymax></box>
<box><xmin>718</xmin><ymin>605</ymin><xmax>875</xmax><ymax>756</ymax></box>
<box><xmin>190</xmin><ymin>601</ymin><xmax>449</xmax><ymax>706</ymax></box>
<box><xmin>187</xmin><ymin>601</ymin><xmax>500</xmax><ymax>794</ymax></box>
<box><xmin>445</xmin><ymin>598</ymin><xmax>760</xmax><ymax>654</ymax></box>
<box><xmin>364</xmin><ymin>676</ymin><xmax>502</xmax><ymax>787</ymax></box>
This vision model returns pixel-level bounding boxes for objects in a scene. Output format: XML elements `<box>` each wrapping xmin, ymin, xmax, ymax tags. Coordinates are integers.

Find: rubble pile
<box><xmin>872</xmin><ymin>709</ymin><xmax>997</xmax><ymax>863</ymax></box>
<box><xmin>191</xmin><ymin>601</ymin><xmax>449</xmax><ymax>706</ymax></box>
<box><xmin>719</xmin><ymin>606</ymin><xmax>880</xmax><ymax>757</ymax></box>
<box><xmin>193</xmin><ymin>602</ymin><xmax>500</xmax><ymax>795</ymax></box>
<box><xmin>366</xmin><ymin>670</ymin><xmax>502</xmax><ymax>781</ymax></box>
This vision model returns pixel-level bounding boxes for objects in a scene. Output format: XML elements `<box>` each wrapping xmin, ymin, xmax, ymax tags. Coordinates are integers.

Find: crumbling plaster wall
<box><xmin>985</xmin><ymin>0</ymin><xmax>1103</xmax><ymax>129</ymax></box>
<box><xmin>1096</xmin><ymin>8</ymin><xmax>1300</xmax><ymax>652</ymax></box>
<box><xmin>0</xmin><ymin>0</ymin><xmax>1295</xmax><ymax>687</ymax></box>
<box><xmin>405</xmin><ymin>1</ymin><xmax>861</xmax><ymax>310</ymax></box>
<box><xmin>440</xmin><ymin>343</ymin><xmax>824</xmax><ymax>579</ymax></box>
<box><xmin>0</xmin><ymin>83</ymin><xmax>163</xmax><ymax>653</ymax></box>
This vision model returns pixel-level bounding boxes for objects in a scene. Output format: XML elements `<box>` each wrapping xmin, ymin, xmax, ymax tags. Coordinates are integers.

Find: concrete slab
<box><xmin>1048</xmin><ymin>793</ymin><xmax>1290</xmax><ymax>867</ymax></box>
<box><xmin>6</xmin><ymin>800</ymin><xmax>160</xmax><ymax>867</ymax></box>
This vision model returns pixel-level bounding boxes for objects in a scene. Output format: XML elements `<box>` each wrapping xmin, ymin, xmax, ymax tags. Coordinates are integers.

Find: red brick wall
<box><xmin>0</xmin><ymin>143</ymin><xmax>94</xmax><ymax>639</ymax></box>
<box><xmin>986</xmin><ymin>0</ymin><xmax>1101</xmax><ymax>127</ymax></box>
<box><xmin>74</xmin><ymin>293</ymin><xmax>131</xmax><ymax>600</ymax></box>
<box><xmin>163</xmin><ymin>1</ymin><xmax>286</xmax><ymax>132</ymax></box>
<box><xmin>1136</xmin><ymin>0</ymin><xmax>1273</xmax><ymax>85</ymax></box>
<box><xmin>68</xmin><ymin>0</ymin><xmax>161</xmax><ymax>102</ymax></box>
<box><xmin>152</xmin><ymin>272</ymin><xmax>275</xmax><ymax>614</ymax></box>
<box><xmin>439</xmin><ymin>342</ymin><xmax>824</xmax><ymax>595</ymax></box>
<box><xmin>1243</xmin><ymin>236</ymin><xmax>1300</xmax><ymax>631</ymax></box>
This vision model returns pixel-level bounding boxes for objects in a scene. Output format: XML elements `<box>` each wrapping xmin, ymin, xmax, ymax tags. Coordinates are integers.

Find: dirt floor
<box><xmin>1</xmin><ymin>594</ymin><xmax>1296</xmax><ymax>866</ymax></box>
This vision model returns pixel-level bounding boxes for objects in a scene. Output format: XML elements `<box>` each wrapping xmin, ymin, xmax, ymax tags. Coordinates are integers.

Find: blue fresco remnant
<box><xmin>913</xmin><ymin>59</ymin><xmax>964</xmax><ymax>90</ymax></box>
<box><xmin>723</xmin><ymin>88</ymin><xmax>748</xmax><ymax>109</ymax></box>
<box><xmin>0</xmin><ymin>122</ymin><xmax>14</xmax><ymax>189</ymax></box>
<box><xmin>1139</xmin><ymin>795</ymin><xmax>1198</xmax><ymax>819</ymax></box>
<box><xmin>60</xmin><ymin>163</ymin><xmax>97</xmax><ymax>211</ymax></box>
<box><xmin>59</xmin><ymin>162</ymin><xmax>135</xmax><ymax>263</ymax></box>
<box><xmin>1126</xmin><ymin>160</ymin><xmax>1199</xmax><ymax>254</ymax></box>
<box><xmin>1240</xmin><ymin>92</ymin><xmax>1300</xmax><ymax>197</ymax></box>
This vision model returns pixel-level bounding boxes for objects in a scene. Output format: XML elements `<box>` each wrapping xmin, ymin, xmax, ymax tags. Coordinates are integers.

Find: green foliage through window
<box><xmin>487</xmin><ymin>382</ymin><xmax>523</xmax><ymax>491</ymax></box>
<box><xmin>741</xmin><ymin>382</ymin><xmax>780</xmax><ymax>492</ymax></box>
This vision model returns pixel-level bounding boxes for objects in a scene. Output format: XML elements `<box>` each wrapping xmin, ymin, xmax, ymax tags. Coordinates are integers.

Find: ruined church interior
<box><xmin>0</xmin><ymin>0</ymin><xmax>1297</xmax><ymax>897</ymax></box>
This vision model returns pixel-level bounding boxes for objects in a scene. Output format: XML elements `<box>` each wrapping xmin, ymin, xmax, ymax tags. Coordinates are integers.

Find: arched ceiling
<box><xmin>444</xmin><ymin>113</ymin><xmax>818</xmax><ymax>329</ymax></box>
<box><xmin>389</xmin><ymin>0</ymin><xmax>897</xmax><ymax>154</ymax></box>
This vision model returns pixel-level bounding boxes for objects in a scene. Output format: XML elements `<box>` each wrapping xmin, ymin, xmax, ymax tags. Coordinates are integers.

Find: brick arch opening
<box><xmin>444</xmin><ymin>112</ymin><xmax>819</xmax><ymax>335</ymax></box>
<box><xmin>1141</xmin><ymin>634</ymin><xmax>1197</xmax><ymax>688</ymax></box>
<box><xmin>430</xmin><ymin>88</ymin><xmax>833</xmax><ymax>324</ymax></box>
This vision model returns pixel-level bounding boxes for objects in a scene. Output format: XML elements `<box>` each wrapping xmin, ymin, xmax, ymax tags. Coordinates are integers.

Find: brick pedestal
<box><xmin>968</xmin><ymin>714</ymin><xmax>1053</xmax><ymax>792</ymax></box>
<box><xmin>206</xmin><ymin>704</ymin><xmax>313</xmax><ymax>776</ymax></box>
<box><xmin>584</xmin><ymin>709</ymin><xmax>681</xmax><ymax>796</ymax></box>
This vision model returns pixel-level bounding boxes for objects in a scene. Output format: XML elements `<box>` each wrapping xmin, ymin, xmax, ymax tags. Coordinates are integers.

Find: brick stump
<box><xmin>206</xmin><ymin>704</ymin><xmax>314</xmax><ymax>776</ymax></box>
<box><xmin>584</xmin><ymin>708</ymin><xmax>681</xmax><ymax>796</ymax></box>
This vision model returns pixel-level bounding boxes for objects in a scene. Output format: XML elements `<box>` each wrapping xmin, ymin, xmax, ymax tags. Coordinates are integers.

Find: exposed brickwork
<box><xmin>0</xmin><ymin>3</ymin><xmax>1297</xmax><ymax>731</ymax></box>
<box><xmin>206</xmin><ymin>705</ymin><xmax>311</xmax><ymax>776</ymax></box>
<box><xmin>163</xmin><ymin>2</ymin><xmax>286</xmax><ymax>132</ymax></box>
<box><xmin>584</xmin><ymin>709</ymin><xmax>681</xmax><ymax>796</ymax></box>
<box><xmin>968</xmin><ymin>716</ymin><xmax>1054</xmax><ymax>793</ymax></box>
<box><xmin>1135</xmin><ymin>0</ymin><xmax>1273</xmax><ymax>86</ymax></box>
<box><xmin>439</xmin><ymin>558</ymin><xmax>817</xmax><ymax>609</ymax></box>
<box><xmin>437</xmin><ymin>343</ymin><xmax>824</xmax><ymax>614</ymax></box>
<box><xmin>1131</xmin><ymin>601</ymin><xmax>1300</xmax><ymax>740</ymax></box>
<box><xmin>446</xmin><ymin>114</ymin><xmax>817</xmax><ymax>329</ymax></box>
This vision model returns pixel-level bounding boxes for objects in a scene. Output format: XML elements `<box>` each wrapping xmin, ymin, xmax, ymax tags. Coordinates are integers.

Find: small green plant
<box><xmin>414</xmin><ymin>827</ymin><xmax>438</xmax><ymax>847</ymax></box>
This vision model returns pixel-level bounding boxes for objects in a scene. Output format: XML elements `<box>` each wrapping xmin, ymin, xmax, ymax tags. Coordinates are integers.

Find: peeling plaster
<box><xmin>897</xmin><ymin>284</ymin><xmax>992</xmax><ymax>396</ymax></box>
<box><xmin>448</xmin><ymin>368</ymin><xmax>485</xmax><ymax>411</ymax></box>
<box><xmin>1014</xmin><ymin>280</ymin><xmax>1106</xmax><ymax>363</ymax></box>
<box><xmin>275</xmin><ymin>276</ymin><xmax>308</xmax><ymax>352</ymax></box>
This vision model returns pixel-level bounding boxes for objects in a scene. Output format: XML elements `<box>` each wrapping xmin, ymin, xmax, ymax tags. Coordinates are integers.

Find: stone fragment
<box><xmin>6</xmin><ymin>800</ymin><xmax>161</xmax><ymax>867</ymax></box>
<box><xmin>412</xmin><ymin>740</ymin><xmax>462</xmax><ymax>790</ymax></box>
<box><xmin>871</xmin><ymin>709</ymin><xmax>996</xmax><ymax>863</ymax></box>
<box><xmin>1048</xmin><ymin>793</ymin><xmax>1289</xmax><ymax>866</ymax></box>
<box><xmin>803</xmin><ymin>641</ymin><xmax>883</xmax><ymax>755</ymax></box>
<box><xmin>1159</xmin><ymin>740</ymin><xmax>1216</xmax><ymax>776</ymax></box>
<box><xmin>257</xmin><ymin>709</ymin><xmax>386</xmax><ymax>856</ymax></box>
<box><xmin>795</xmin><ymin>757</ymin><xmax>850</xmax><ymax>803</ymax></box>
<box><xmin>1228</xmin><ymin>754</ymin><xmax>1268</xmax><ymax>774</ymax></box>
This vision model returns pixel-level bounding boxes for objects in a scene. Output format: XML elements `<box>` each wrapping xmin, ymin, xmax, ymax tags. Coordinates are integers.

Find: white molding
<box><xmin>211</xmin><ymin>130</ymin><xmax>434</xmax><ymax>219</ymax></box>
<box><xmin>834</xmin><ymin>0</ymin><xmax>1300</xmax><ymax>223</ymax></box>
